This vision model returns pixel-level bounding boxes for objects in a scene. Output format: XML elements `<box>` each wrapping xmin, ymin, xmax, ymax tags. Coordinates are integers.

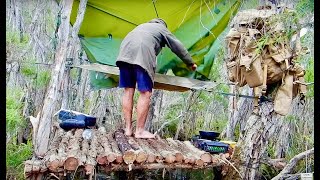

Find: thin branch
<box><xmin>272</xmin><ymin>148</ymin><xmax>314</xmax><ymax>180</ymax></box>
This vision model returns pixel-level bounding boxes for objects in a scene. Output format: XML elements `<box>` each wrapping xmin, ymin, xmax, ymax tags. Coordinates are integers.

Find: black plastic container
<box><xmin>58</xmin><ymin>110</ymin><xmax>96</xmax><ymax>127</ymax></box>
<box><xmin>59</xmin><ymin>119</ymin><xmax>86</xmax><ymax>131</ymax></box>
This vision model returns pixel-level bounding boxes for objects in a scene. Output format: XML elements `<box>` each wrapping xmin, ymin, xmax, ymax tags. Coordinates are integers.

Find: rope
<box><xmin>178</xmin><ymin>0</ymin><xmax>196</xmax><ymax>28</ymax></box>
<box><xmin>152</xmin><ymin>0</ymin><xmax>159</xmax><ymax>18</ymax></box>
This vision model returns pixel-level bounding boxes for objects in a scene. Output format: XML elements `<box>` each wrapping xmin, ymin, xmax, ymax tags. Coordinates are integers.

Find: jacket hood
<box><xmin>148</xmin><ymin>18</ymin><xmax>167</xmax><ymax>28</ymax></box>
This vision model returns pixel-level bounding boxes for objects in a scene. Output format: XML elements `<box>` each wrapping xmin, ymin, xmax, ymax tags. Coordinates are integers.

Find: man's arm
<box><xmin>163</xmin><ymin>30</ymin><xmax>196</xmax><ymax>69</ymax></box>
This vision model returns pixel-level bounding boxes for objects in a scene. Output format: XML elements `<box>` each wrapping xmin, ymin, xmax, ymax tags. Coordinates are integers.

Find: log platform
<box><xmin>24</xmin><ymin>128</ymin><xmax>229</xmax><ymax>178</ymax></box>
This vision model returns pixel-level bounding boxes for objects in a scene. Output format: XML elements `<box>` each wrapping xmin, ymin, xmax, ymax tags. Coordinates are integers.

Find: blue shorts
<box><xmin>118</xmin><ymin>62</ymin><xmax>153</xmax><ymax>92</ymax></box>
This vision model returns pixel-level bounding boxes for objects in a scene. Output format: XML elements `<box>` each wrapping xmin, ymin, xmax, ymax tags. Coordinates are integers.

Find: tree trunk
<box><xmin>174</xmin><ymin>91</ymin><xmax>196</xmax><ymax>140</ymax></box>
<box><xmin>35</xmin><ymin>0</ymin><xmax>74</xmax><ymax>157</ymax></box>
<box><xmin>61</xmin><ymin>0</ymin><xmax>88</xmax><ymax>109</ymax></box>
<box><xmin>223</xmin><ymin>102</ymin><xmax>283</xmax><ymax>179</ymax></box>
<box><xmin>221</xmin><ymin>86</ymin><xmax>253</xmax><ymax>140</ymax></box>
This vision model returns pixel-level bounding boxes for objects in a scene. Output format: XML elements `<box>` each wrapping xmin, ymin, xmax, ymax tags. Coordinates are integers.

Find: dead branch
<box><xmin>271</xmin><ymin>148</ymin><xmax>314</xmax><ymax>180</ymax></box>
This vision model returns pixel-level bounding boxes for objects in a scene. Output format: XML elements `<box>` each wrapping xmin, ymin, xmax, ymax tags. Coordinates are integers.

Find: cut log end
<box><xmin>85</xmin><ymin>164</ymin><xmax>94</xmax><ymax>175</ymax></box>
<box><xmin>189</xmin><ymin>157</ymin><xmax>196</xmax><ymax>164</ymax></box>
<box><xmin>175</xmin><ymin>152</ymin><xmax>184</xmax><ymax>163</ymax></box>
<box><xmin>200</xmin><ymin>153</ymin><xmax>212</xmax><ymax>163</ymax></box>
<box><xmin>136</xmin><ymin>151</ymin><xmax>148</xmax><ymax>163</ymax></box>
<box><xmin>64</xmin><ymin>157</ymin><xmax>78</xmax><ymax>171</ymax></box>
<box><xmin>47</xmin><ymin>160</ymin><xmax>60</xmax><ymax>172</ymax></box>
<box><xmin>123</xmin><ymin>150</ymin><xmax>137</xmax><ymax>164</ymax></box>
<box><xmin>115</xmin><ymin>155</ymin><xmax>123</xmax><ymax>164</ymax></box>
<box><xmin>195</xmin><ymin>159</ymin><xmax>204</xmax><ymax>166</ymax></box>
<box><xmin>96</xmin><ymin>156</ymin><xmax>107</xmax><ymax>165</ymax></box>
<box><xmin>107</xmin><ymin>154</ymin><xmax>117</xmax><ymax>163</ymax></box>
<box><xmin>156</xmin><ymin>156</ymin><xmax>164</xmax><ymax>163</ymax></box>
<box><xmin>165</xmin><ymin>154</ymin><xmax>176</xmax><ymax>163</ymax></box>
<box><xmin>146</xmin><ymin>154</ymin><xmax>156</xmax><ymax>163</ymax></box>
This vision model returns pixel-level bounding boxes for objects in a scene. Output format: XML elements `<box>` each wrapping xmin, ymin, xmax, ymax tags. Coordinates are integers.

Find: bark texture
<box><xmin>35</xmin><ymin>0</ymin><xmax>74</xmax><ymax>157</ymax></box>
<box><xmin>223</xmin><ymin>102</ymin><xmax>283</xmax><ymax>180</ymax></box>
<box><xmin>114</xmin><ymin>129</ymin><xmax>136</xmax><ymax>164</ymax></box>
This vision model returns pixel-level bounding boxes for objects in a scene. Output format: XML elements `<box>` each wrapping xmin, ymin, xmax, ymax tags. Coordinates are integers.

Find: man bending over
<box><xmin>116</xmin><ymin>18</ymin><xmax>197</xmax><ymax>139</ymax></box>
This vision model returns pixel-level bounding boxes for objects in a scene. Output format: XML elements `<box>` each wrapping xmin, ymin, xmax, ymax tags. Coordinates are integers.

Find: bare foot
<box><xmin>135</xmin><ymin>130</ymin><xmax>155</xmax><ymax>139</ymax></box>
<box><xmin>125</xmin><ymin>128</ymin><xmax>133</xmax><ymax>137</ymax></box>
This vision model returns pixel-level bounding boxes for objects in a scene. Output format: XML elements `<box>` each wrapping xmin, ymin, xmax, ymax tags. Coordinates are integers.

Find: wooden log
<box><xmin>24</xmin><ymin>160</ymin><xmax>33</xmax><ymax>177</ymax></box>
<box><xmin>106</xmin><ymin>133</ymin><xmax>123</xmax><ymax>164</ymax></box>
<box><xmin>96</xmin><ymin>140</ymin><xmax>105</xmax><ymax>165</ymax></box>
<box><xmin>97</xmin><ymin>127</ymin><xmax>116</xmax><ymax>164</ymax></box>
<box><xmin>211</xmin><ymin>154</ymin><xmax>222</xmax><ymax>166</ymax></box>
<box><xmin>175</xmin><ymin>140</ymin><xmax>198</xmax><ymax>164</ymax></box>
<box><xmin>135</xmin><ymin>139</ymin><xmax>159</xmax><ymax>163</ymax></box>
<box><xmin>44</xmin><ymin>128</ymin><xmax>65</xmax><ymax>172</ymax></box>
<box><xmin>105</xmin><ymin>163</ymin><xmax>216</xmax><ymax>172</ymax></box>
<box><xmin>79</xmin><ymin>131</ymin><xmax>89</xmax><ymax>166</ymax></box>
<box><xmin>24</xmin><ymin>159</ymin><xmax>47</xmax><ymax>178</ymax></box>
<box><xmin>128</xmin><ymin>137</ymin><xmax>148</xmax><ymax>163</ymax></box>
<box><xmin>48</xmin><ymin>130</ymin><xmax>72</xmax><ymax>172</ymax></box>
<box><xmin>114</xmin><ymin>129</ymin><xmax>136</xmax><ymax>164</ymax></box>
<box><xmin>147</xmin><ymin>139</ymin><xmax>176</xmax><ymax>163</ymax></box>
<box><xmin>64</xmin><ymin>129</ymin><xmax>83</xmax><ymax>171</ymax></box>
<box><xmin>85</xmin><ymin>129</ymin><xmax>99</xmax><ymax>175</ymax></box>
<box><xmin>158</xmin><ymin>139</ymin><xmax>184</xmax><ymax>163</ymax></box>
<box><xmin>183</xmin><ymin>141</ymin><xmax>212</xmax><ymax>166</ymax></box>
<box><xmin>167</xmin><ymin>139</ymin><xmax>196</xmax><ymax>164</ymax></box>
<box><xmin>184</xmin><ymin>141</ymin><xmax>212</xmax><ymax>163</ymax></box>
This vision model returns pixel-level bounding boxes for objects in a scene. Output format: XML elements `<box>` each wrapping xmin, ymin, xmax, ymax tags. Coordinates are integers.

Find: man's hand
<box><xmin>190</xmin><ymin>63</ymin><xmax>197</xmax><ymax>71</ymax></box>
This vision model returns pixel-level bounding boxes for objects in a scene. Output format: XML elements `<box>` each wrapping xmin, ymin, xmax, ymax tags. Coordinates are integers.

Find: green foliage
<box><xmin>84</xmin><ymin>99</ymin><xmax>91</xmax><ymax>114</ymax></box>
<box><xmin>255</xmin><ymin>33</ymin><xmax>271</xmax><ymax>54</ymax></box>
<box><xmin>35</xmin><ymin>70</ymin><xmax>51</xmax><ymax>88</ymax></box>
<box><xmin>239</xmin><ymin>0</ymin><xmax>259</xmax><ymax>10</ymax></box>
<box><xmin>260</xmin><ymin>164</ymin><xmax>280</xmax><ymax>180</ymax></box>
<box><xmin>304</xmin><ymin>59</ymin><xmax>314</xmax><ymax>97</ymax></box>
<box><xmin>207</xmin><ymin>116</ymin><xmax>228</xmax><ymax>132</ymax></box>
<box><xmin>70</xmin><ymin>68</ymin><xmax>79</xmax><ymax>80</ymax></box>
<box><xmin>20</xmin><ymin>59</ymin><xmax>37</xmax><ymax>78</ymax></box>
<box><xmin>189</xmin><ymin>168</ymin><xmax>215</xmax><ymax>180</ymax></box>
<box><xmin>6</xmin><ymin>28</ymin><xmax>30</xmax><ymax>50</ymax></box>
<box><xmin>6</xmin><ymin>140</ymin><xmax>33</xmax><ymax>179</ymax></box>
<box><xmin>233</xmin><ymin>123</ymin><xmax>241</xmax><ymax>141</ymax></box>
<box><xmin>6</xmin><ymin>88</ymin><xmax>31</xmax><ymax>179</ymax></box>
<box><xmin>296</xmin><ymin>0</ymin><xmax>314</xmax><ymax>16</ymax></box>
<box><xmin>6</xmin><ymin>88</ymin><xmax>24</xmax><ymax>133</ymax></box>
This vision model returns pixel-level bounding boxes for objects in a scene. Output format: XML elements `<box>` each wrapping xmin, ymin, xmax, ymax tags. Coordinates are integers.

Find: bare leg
<box><xmin>122</xmin><ymin>88</ymin><xmax>135</xmax><ymax>136</ymax></box>
<box><xmin>135</xmin><ymin>91</ymin><xmax>155</xmax><ymax>139</ymax></box>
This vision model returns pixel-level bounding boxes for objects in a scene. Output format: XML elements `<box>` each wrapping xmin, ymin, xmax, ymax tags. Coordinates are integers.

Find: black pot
<box><xmin>199</xmin><ymin>130</ymin><xmax>220</xmax><ymax>140</ymax></box>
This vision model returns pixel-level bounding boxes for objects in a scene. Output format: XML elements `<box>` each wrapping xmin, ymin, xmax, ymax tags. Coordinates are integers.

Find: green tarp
<box><xmin>70</xmin><ymin>0</ymin><xmax>240</xmax><ymax>89</ymax></box>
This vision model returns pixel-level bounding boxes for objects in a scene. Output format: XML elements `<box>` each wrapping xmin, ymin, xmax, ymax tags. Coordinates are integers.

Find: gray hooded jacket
<box><xmin>116</xmin><ymin>18</ymin><xmax>194</xmax><ymax>83</ymax></box>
